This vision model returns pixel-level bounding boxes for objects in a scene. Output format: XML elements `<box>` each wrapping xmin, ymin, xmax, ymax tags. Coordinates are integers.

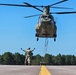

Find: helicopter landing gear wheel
<box><xmin>37</xmin><ymin>37</ymin><xmax>39</xmax><ymax>41</ymax></box>
<box><xmin>35</xmin><ymin>33</ymin><xmax>39</xmax><ymax>41</ymax></box>
<box><xmin>54</xmin><ymin>38</ymin><xmax>56</xmax><ymax>42</ymax></box>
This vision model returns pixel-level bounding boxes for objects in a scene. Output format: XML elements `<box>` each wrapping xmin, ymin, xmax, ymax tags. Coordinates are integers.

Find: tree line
<box><xmin>0</xmin><ymin>52</ymin><xmax>76</xmax><ymax>65</ymax></box>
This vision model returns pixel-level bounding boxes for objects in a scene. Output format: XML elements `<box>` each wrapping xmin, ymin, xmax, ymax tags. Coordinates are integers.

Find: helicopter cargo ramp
<box><xmin>0</xmin><ymin>65</ymin><xmax>76</xmax><ymax>75</ymax></box>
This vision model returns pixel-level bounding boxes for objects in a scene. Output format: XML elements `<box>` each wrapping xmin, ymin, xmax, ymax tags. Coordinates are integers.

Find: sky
<box><xmin>0</xmin><ymin>0</ymin><xmax>76</xmax><ymax>56</ymax></box>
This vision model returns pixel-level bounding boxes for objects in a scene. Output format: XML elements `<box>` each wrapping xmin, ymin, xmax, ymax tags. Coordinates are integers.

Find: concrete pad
<box><xmin>0</xmin><ymin>65</ymin><xmax>76</xmax><ymax>75</ymax></box>
<box><xmin>0</xmin><ymin>65</ymin><xmax>41</xmax><ymax>75</ymax></box>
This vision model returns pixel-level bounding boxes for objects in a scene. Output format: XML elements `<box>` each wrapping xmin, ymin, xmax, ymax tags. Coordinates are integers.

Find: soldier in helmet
<box><xmin>21</xmin><ymin>47</ymin><xmax>35</xmax><ymax>65</ymax></box>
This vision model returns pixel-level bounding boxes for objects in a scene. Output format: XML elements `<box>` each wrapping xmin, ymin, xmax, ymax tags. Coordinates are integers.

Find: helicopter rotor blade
<box><xmin>0</xmin><ymin>3</ymin><xmax>29</xmax><ymax>7</ymax></box>
<box><xmin>0</xmin><ymin>3</ymin><xmax>43</xmax><ymax>12</ymax></box>
<box><xmin>24</xmin><ymin>14</ymin><xmax>41</xmax><ymax>18</ymax></box>
<box><xmin>51</xmin><ymin>6</ymin><xmax>73</xmax><ymax>10</ymax></box>
<box><xmin>51</xmin><ymin>11</ymin><xmax>76</xmax><ymax>14</ymax></box>
<box><xmin>49</xmin><ymin>0</ymin><xmax>68</xmax><ymax>7</ymax></box>
<box><xmin>23</xmin><ymin>2</ymin><xmax>43</xmax><ymax>12</ymax></box>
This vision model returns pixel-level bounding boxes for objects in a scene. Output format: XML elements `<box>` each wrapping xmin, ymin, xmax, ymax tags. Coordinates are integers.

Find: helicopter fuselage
<box><xmin>36</xmin><ymin>14</ymin><xmax>57</xmax><ymax>41</ymax></box>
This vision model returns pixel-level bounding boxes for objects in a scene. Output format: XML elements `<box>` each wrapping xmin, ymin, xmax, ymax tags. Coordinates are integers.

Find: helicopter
<box><xmin>35</xmin><ymin>6</ymin><xmax>57</xmax><ymax>41</ymax></box>
<box><xmin>0</xmin><ymin>0</ymin><xmax>76</xmax><ymax>41</ymax></box>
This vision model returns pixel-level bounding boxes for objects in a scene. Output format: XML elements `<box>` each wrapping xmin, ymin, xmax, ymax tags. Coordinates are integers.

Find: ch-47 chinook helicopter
<box><xmin>0</xmin><ymin>0</ymin><xmax>76</xmax><ymax>41</ymax></box>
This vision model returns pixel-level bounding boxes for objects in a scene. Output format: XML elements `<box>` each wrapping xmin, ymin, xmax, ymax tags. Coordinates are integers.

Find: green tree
<box><xmin>55</xmin><ymin>54</ymin><xmax>62</xmax><ymax>65</ymax></box>
<box><xmin>2</xmin><ymin>52</ymin><xmax>15</xmax><ymax>65</ymax></box>
<box><xmin>52</xmin><ymin>54</ymin><xmax>65</xmax><ymax>65</ymax></box>
<box><xmin>61</xmin><ymin>55</ymin><xmax>66</xmax><ymax>65</ymax></box>
<box><xmin>70</xmin><ymin>55</ymin><xmax>76</xmax><ymax>65</ymax></box>
<box><xmin>14</xmin><ymin>53</ymin><xmax>25</xmax><ymax>65</ymax></box>
<box><xmin>31</xmin><ymin>54</ymin><xmax>42</xmax><ymax>65</ymax></box>
<box><xmin>65</xmin><ymin>55</ymin><xmax>71</xmax><ymax>65</ymax></box>
<box><xmin>52</xmin><ymin>56</ymin><xmax>56</xmax><ymax>65</ymax></box>
<box><xmin>0</xmin><ymin>51</ymin><xmax>76</xmax><ymax>65</ymax></box>
<box><xmin>44</xmin><ymin>54</ymin><xmax>53</xmax><ymax>65</ymax></box>
<box><xmin>0</xmin><ymin>55</ymin><xmax>3</xmax><ymax>64</ymax></box>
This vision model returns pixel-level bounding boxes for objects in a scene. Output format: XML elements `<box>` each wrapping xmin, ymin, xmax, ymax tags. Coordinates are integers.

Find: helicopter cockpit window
<box><xmin>41</xmin><ymin>15</ymin><xmax>46</xmax><ymax>18</ymax></box>
<box><xmin>41</xmin><ymin>15</ymin><xmax>51</xmax><ymax>19</ymax></box>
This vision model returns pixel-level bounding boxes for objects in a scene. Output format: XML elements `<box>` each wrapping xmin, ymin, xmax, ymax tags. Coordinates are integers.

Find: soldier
<box><xmin>21</xmin><ymin>47</ymin><xmax>35</xmax><ymax>65</ymax></box>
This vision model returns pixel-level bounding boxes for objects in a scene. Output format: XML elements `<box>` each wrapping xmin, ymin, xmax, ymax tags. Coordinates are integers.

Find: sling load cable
<box><xmin>44</xmin><ymin>38</ymin><xmax>49</xmax><ymax>56</ymax></box>
<box><xmin>41</xmin><ymin>38</ymin><xmax>48</xmax><ymax>65</ymax></box>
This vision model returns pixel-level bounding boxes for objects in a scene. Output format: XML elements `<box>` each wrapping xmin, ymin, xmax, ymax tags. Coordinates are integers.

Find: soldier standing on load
<box><xmin>21</xmin><ymin>47</ymin><xmax>35</xmax><ymax>65</ymax></box>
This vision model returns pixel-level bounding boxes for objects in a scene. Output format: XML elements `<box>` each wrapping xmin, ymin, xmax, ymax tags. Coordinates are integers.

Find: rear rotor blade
<box><xmin>51</xmin><ymin>11</ymin><xmax>76</xmax><ymax>14</ymax></box>
<box><xmin>23</xmin><ymin>2</ymin><xmax>43</xmax><ymax>12</ymax></box>
<box><xmin>24</xmin><ymin>14</ymin><xmax>41</xmax><ymax>18</ymax></box>
<box><xmin>49</xmin><ymin>0</ymin><xmax>68</xmax><ymax>7</ymax></box>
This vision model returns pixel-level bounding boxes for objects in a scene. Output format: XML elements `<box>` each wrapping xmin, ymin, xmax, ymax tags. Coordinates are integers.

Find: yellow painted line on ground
<box><xmin>39</xmin><ymin>65</ymin><xmax>52</xmax><ymax>75</ymax></box>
